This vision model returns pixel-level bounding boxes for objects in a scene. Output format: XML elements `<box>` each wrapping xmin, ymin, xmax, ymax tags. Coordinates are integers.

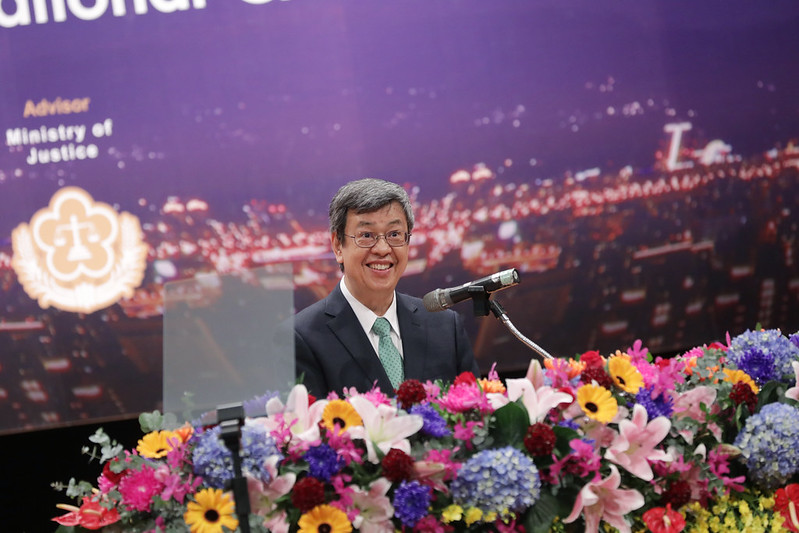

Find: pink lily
<box><xmin>347</xmin><ymin>395</ymin><xmax>423</xmax><ymax>463</ymax></box>
<box><xmin>257</xmin><ymin>384</ymin><xmax>328</xmax><ymax>445</ymax></box>
<box><xmin>564</xmin><ymin>464</ymin><xmax>645</xmax><ymax>533</ymax></box>
<box><xmin>671</xmin><ymin>385</ymin><xmax>721</xmax><ymax>443</ymax></box>
<box><xmin>525</xmin><ymin>358</ymin><xmax>546</xmax><ymax>389</ymax></box>
<box><xmin>350</xmin><ymin>477</ymin><xmax>395</xmax><ymax>533</ymax></box>
<box><xmin>248</xmin><ymin>455</ymin><xmax>296</xmax><ymax>514</ymax></box>
<box><xmin>605</xmin><ymin>404</ymin><xmax>671</xmax><ymax>480</ymax></box>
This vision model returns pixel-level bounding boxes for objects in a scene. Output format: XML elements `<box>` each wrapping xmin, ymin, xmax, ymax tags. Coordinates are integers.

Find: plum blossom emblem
<box><xmin>11</xmin><ymin>187</ymin><xmax>147</xmax><ymax>313</ymax></box>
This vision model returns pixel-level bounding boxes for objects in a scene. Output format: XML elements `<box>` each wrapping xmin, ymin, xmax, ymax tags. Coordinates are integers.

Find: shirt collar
<box><xmin>339</xmin><ymin>278</ymin><xmax>400</xmax><ymax>336</ymax></box>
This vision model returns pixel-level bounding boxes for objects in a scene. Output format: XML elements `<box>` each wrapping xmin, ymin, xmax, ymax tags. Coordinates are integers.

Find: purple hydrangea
<box><xmin>392</xmin><ymin>480</ymin><xmax>431</xmax><ymax>527</ymax></box>
<box><xmin>303</xmin><ymin>443</ymin><xmax>343</xmax><ymax>482</ymax></box>
<box><xmin>790</xmin><ymin>331</ymin><xmax>799</xmax><ymax>350</ymax></box>
<box><xmin>634</xmin><ymin>386</ymin><xmax>673</xmax><ymax>420</ymax></box>
<box><xmin>726</xmin><ymin>329</ymin><xmax>799</xmax><ymax>384</ymax></box>
<box><xmin>192</xmin><ymin>422</ymin><xmax>280</xmax><ymax>488</ymax></box>
<box><xmin>450</xmin><ymin>446</ymin><xmax>541</xmax><ymax>517</ymax></box>
<box><xmin>410</xmin><ymin>402</ymin><xmax>451</xmax><ymax>438</ymax></box>
<box><xmin>734</xmin><ymin>402</ymin><xmax>799</xmax><ymax>489</ymax></box>
<box><xmin>243</xmin><ymin>391</ymin><xmax>280</xmax><ymax>417</ymax></box>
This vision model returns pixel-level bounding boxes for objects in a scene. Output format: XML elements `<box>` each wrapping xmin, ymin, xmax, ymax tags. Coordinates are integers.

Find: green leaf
<box><xmin>489</xmin><ymin>400</ymin><xmax>530</xmax><ymax>447</ymax></box>
<box><xmin>139</xmin><ymin>410</ymin><xmax>165</xmax><ymax>433</ymax></box>
<box><xmin>552</xmin><ymin>425</ymin><xmax>580</xmax><ymax>457</ymax></box>
<box><xmin>522</xmin><ymin>491</ymin><xmax>569</xmax><ymax>533</ymax></box>
<box><xmin>757</xmin><ymin>380</ymin><xmax>784</xmax><ymax>408</ymax></box>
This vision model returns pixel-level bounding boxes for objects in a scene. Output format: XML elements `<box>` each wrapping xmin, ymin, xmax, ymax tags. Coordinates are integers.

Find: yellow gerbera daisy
<box><xmin>322</xmin><ymin>399</ymin><xmax>362</xmax><ymax>434</ymax></box>
<box><xmin>608</xmin><ymin>356</ymin><xmax>643</xmax><ymax>394</ymax></box>
<box><xmin>184</xmin><ymin>488</ymin><xmax>238</xmax><ymax>533</ymax></box>
<box><xmin>577</xmin><ymin>384</ymin><xmax>618</xmax><ymax>423</ymax></box>
<box><xmin>137</xmin><ymin>430</ymin><xmax>179</xmax><ymax>458</ymax></box>
<box><xmin>723</xmin><ymin>369</ymin><xmax>759</xmax><ymax>394</ymax></box>
<box><xmin>298</xmin><ymin>504</ymin><xmax>353</xmax><ymax>533</ymax></box>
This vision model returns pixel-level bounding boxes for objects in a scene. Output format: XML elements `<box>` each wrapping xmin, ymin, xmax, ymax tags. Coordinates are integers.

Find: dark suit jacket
<box><xmin>294</xmin><ymin>284</ymin><xmax>479</xmax><ymax>397</ymax></box>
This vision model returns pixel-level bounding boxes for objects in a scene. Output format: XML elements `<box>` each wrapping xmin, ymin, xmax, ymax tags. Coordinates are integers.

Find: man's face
<box><xmin>332</xmin><ymin>201</ymin><xmax>409</xmax><ymax>314</ymax></box>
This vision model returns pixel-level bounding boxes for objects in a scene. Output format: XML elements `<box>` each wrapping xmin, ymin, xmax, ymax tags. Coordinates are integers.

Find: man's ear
<box><xmin>331</xmin><ymin>232</ymin><xmax>343</xmax><ymax>263</ymax></box>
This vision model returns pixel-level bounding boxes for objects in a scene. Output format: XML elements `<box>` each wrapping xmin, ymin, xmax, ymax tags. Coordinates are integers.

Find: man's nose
<box><xmin>371</xmin><ymin>235</ymin><xmax>393</xmax><ymax>252</ymax></box>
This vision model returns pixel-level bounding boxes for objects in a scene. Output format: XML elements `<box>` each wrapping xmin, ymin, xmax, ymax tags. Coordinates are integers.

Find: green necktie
<box><xmin>372</xmin><ymin>317</ymin><xmax>404</xmax><ymax>389</ymax></box>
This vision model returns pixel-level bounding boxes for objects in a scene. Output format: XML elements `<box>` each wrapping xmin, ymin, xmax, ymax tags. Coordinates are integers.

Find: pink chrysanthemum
<box><xmin>436</xmin><ymin>383</ymin><xmax>491</xmax><ymax>414</ymax></box>
<box><xmin>118</xmin><ymin>466</ymin><xmax>164</xmax><ymax>512</ymax></box>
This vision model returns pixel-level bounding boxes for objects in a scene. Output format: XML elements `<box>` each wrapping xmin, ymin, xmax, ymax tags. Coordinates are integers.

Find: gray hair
<box><xmin>329</xmin><ymin>178</ymin><xmax>415</xmax><ymax>243</ymax></box>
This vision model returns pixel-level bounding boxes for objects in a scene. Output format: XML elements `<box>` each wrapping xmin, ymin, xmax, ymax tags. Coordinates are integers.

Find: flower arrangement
<box><xmin>53</xmin><ymin>327</ymin><xmax>799</xmax><ymax>533</ymax></box>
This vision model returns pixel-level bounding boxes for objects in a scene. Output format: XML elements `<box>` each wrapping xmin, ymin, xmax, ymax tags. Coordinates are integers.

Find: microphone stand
<box><xmin>466</xmin><ymin>286</ymin><xmax>554</xmax><ymax>360</ymax></box>
<box><xmin>217</xmin><ymin>403</ymin><xmax>251</xmax><ymax>533</ymax></box>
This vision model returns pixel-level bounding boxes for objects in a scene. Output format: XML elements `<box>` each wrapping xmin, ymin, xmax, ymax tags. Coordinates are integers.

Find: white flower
<box><xmin>347</xmin><ymin>395</ymin><xmax>423</xmax><ymax>463</ymax></box>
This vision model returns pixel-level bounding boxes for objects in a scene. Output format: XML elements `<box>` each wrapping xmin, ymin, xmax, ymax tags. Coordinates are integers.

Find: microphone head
<box><xmin>422</xmin><ymin>289</ymin><xmax>446</xmax><ymax>312</ymax></box>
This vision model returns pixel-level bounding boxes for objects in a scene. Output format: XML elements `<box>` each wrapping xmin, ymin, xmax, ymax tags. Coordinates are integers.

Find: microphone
<box><xmin>423</xmin><ymin>268</ymin><xmax>520</xmax><ymax>312</ymax></box>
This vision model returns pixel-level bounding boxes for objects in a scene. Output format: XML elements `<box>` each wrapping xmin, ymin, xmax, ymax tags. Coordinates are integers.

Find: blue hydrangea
<box><xmin>410</xmin><ymin>402</ymin><xmax>451</xmax><ymax>438</ymax></box>
<box><xmin>790</xmin><ymin>331</ymin><xmax>799</xmax><ymax>351</ymax></box>
<box><xmin>726</xmin><ymin>329</ymin><xmax>799</xmax><ymax>384</ymax></box>
<box><xmin>392</xmin><ymin>480</ymin><xmax>431</xmax><ymax>527</ymax></box>
<box><xmin>243</xmin><ymin>391</ymin><xmax>280</xmax><ymax>417</ymax></box>
<box><xmin>734</xmin><ymin>402</ymin><xmax>799</xmax><ymax>489</ymax></box>
<box><xmin>192</xmin><ymin>423</ymin><xmax>281</xmax><ymax>488</ymax></box>
<box><xmin>450</xmin><ymin>446</ymin><xmax>541</xmax><ymax>517</ymax></box>
<box><xmin>634</xmin><ymin>386</ymin><xmax>673</xmax><ymax>420</ymax></box>
<box><xmin>303</xmin><ymin>443</ymin><xmax>343</xmax><ymax>482</ymax></box>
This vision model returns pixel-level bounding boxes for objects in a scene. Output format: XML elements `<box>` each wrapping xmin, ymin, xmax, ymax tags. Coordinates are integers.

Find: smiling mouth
<box><xmin>369</xmin><ymin>264</ymin><xmax>392</xmax><ymax>271</ymax></box>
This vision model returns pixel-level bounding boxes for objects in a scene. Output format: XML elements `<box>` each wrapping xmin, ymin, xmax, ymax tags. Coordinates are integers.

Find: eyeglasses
<box><xmin>344</xmin><ymin>230</ymin><xmax>411</xmax><ymax>248</ymax></box>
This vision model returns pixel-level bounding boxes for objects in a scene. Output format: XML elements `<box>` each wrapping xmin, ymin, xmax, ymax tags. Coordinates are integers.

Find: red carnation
<box><xmin>659</xmin><ymin>479</ymin><xmax>692</xmax><ymax>510</ymax></box>
<box><xmin>101</xmin><ymin>459</ymin><xmax>126</xmax><ymax>486</ymax></box>
<box><xmin>291</xmin><ymin>476</ymin><xmax>326</xmax><ymax>513</ymax></box>
<box><xmin>580</xmin><ymin>350</ymin><xmax>604</xmax><ymax>368</ymax></box>
<box><xmin>729</xmin><ymin>381</ymin><xmax>757</xmax><ymax>414</ymax></box>
<box><xmin>381</xmin><ymin>448</ymin><xmax>415</xmax><ymax>482</ymax></box>
<box><xmin>524</xmin><ymin>422</ymin><xmax>556</xmax><ymax>457</ymax></box>
<box><xmin>454</xmin><ymin>371</ymin><xmax>477</xmax><ymax>386</ymax></box>
<box><xmin>396</xmin><ymin>379</ymin><xmax>427</xmax><ymax>409</ymax></box>
<box><xmin>581</xmin><ymin>365</ymin><xmax>614</xmax><ymax>389</ymax></box>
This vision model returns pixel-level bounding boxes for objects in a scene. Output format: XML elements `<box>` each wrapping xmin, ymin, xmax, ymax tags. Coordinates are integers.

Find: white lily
<box><xmin>503</xmin><ymin>378</ymin><xmax>573</xmax><ymax>423</ymax></box>
<box><xmin>347</xmin><ymin>395</ymin><xmax>423</xmax><ymax>463</ymax></box>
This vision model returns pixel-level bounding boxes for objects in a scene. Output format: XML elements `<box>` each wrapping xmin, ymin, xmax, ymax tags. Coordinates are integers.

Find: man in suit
<box><xmin>294</xmin><ymin>178</ymin><xmax>479</xmax><ymax>397</ymax></box>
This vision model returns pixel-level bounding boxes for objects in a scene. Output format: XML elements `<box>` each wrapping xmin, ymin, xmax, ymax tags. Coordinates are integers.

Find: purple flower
<box><xmin>726</xmin><ymin>329</ymin><xmax>799</xmax><ymax>384</ymax></box>
<box><xmin>303</xmin><ymin>443</ymin><xmax>343</xmax><ymax>482</ymax></box>
<box><xmin>734</xmin><ymin>402</ymin><xmax>799</xmax><ymax>489</ymax></box>
<box><xmin>392</xmin><ymin>480</ymin><xmax>431</xmax><ymax>527</ymax></box>
<box><xmin>790</xmin><ymin>331</ymin><xmax>799</xmax><ymax>350</ymax></box>
<box><xmin>409</xmin><ymin>402</ymin><xmax>451</xmax><ymax>438</ymax></box>
<box><xmin>450</xmin><ymin>446</ymin><xmax>541</xmax><ymax>516</ymax></box>
<box><xmin>192</xmin><ymin>423</ymin><xmax>280</xmax><ymax>488</ymax></box>
<box><xmin>243</xmin><ymin>391</ymin><xmax>280</xmax><ymax>417</ymax></box>
<box><xmin>633</xmin><ymin>386</ymin><xmax>673</xmax><ymax>420</ymax></box>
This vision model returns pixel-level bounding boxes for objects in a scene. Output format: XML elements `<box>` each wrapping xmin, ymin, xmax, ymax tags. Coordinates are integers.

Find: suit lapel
<box><xmin>397</xmin><ymin>293</ymin><xmax>428</xmax><ymax>382</ymax></box>
<box><xmin>325</xmin><ymin>286</ymin><xmax>394</xmax><ymax>392</ymax></box>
